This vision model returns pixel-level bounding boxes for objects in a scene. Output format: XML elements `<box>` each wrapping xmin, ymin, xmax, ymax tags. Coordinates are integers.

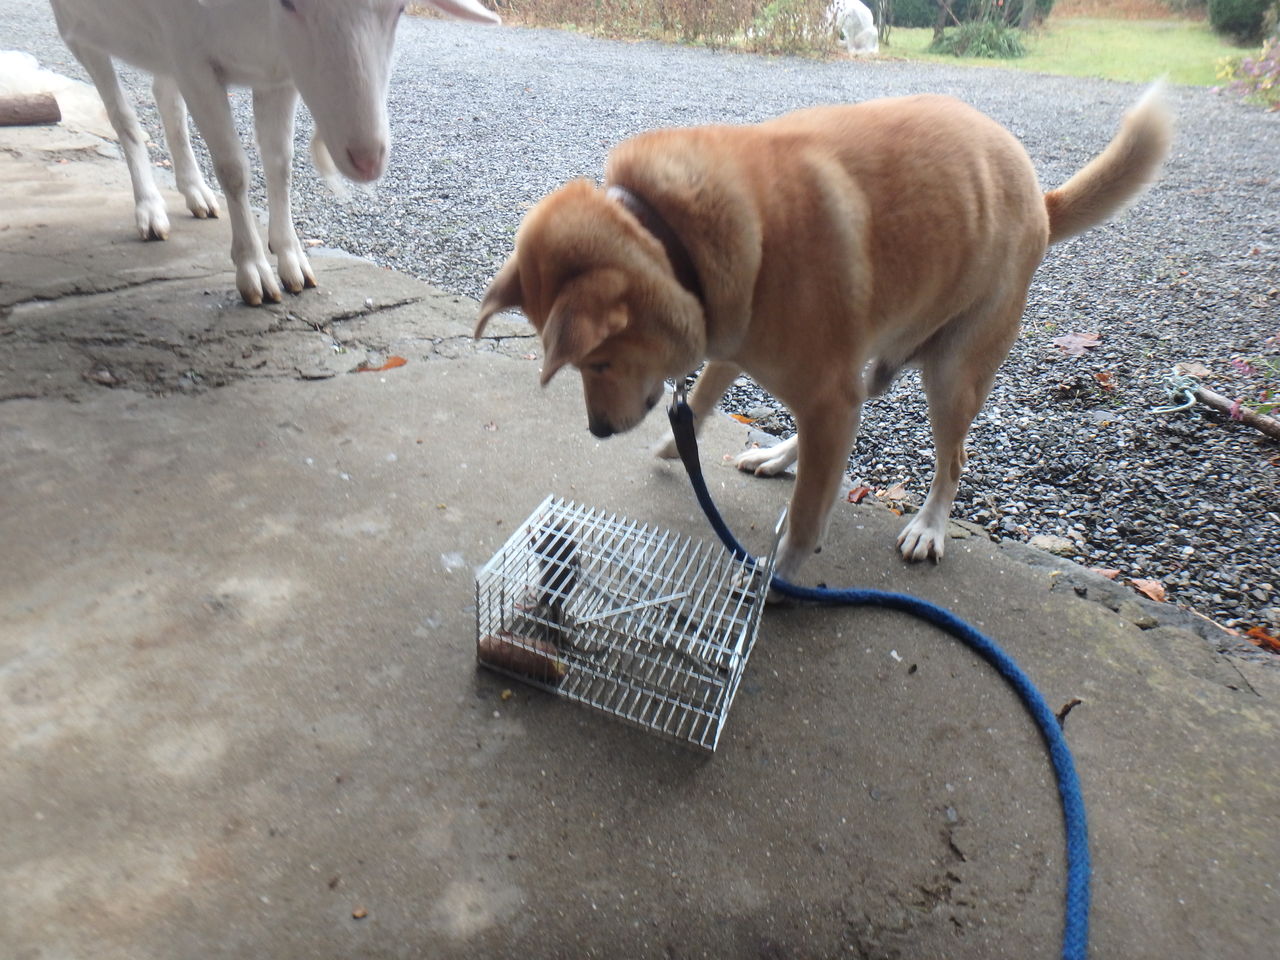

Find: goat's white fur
<box><xmin>49</xmin><ymin>0</ymin><xmax>500</xmax><ymax>305</ymax></box>
<box><xmin>830</xmin><ymin>0</ymin><xmax>878</xmax><ymax>55</ymax></box>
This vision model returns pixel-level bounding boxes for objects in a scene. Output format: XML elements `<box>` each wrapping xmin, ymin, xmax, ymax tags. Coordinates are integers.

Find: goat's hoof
<box><xmin>238</xmin><ymin>258</ymin><xmax>284</xmax><ymax>306</ymax></box>
<box><xmin>138</xmin><ymin>219</ymin><xmax>169</xmax><ymax>241</ymax></box>
<box><xmin>136</xmin><ymin>199</ymin><xmax>170</xmax><ymax>241</ymax></box>
<box><xmin>277</xmin><ymin>262</ymin><xmax>316</xmax><ymax>295</ymax></box>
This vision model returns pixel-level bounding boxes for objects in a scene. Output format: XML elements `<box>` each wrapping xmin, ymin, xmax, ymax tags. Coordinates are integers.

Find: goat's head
<box><xmin>271</xmin><ymin>0</ymin><xmax>500</xmax><ymax>183</ymax></box>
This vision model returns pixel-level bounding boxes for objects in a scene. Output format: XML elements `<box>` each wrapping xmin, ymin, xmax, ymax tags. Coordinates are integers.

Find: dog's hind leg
<box><xmin>898</xmin><ymin>294</ymin><xmax>1027</xmax><ymax>562</ymax></box>
<box><xmin>654</xmin><ymin>360</ymin><xmax>740</xmax><ymax>459</ymax></box>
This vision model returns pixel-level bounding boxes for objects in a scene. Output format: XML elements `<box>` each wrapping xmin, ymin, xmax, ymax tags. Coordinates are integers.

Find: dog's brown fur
<box><xmin>476</xmin><ymin>90</ymin><xmax>1171</xmax><ymax>582</ymax></box>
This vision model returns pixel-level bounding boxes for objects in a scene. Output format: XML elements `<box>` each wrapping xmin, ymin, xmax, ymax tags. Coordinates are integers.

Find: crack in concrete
<box><xmin>1227</xmin><ymin>661</ymin><xmax>1261</xmax><ymax>698</ymax></box>
<box><xmin>8</xmin><ymin>271</ymin><xmax>226</xmax><ymax>307</ymax></box>
<box><xmin>292</xmin><ymin>295</ymin><xmax>426</xmax><ymax>326</ymax></box>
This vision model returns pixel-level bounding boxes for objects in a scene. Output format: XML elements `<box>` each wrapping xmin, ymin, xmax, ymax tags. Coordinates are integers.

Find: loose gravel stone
<box><xmin>5</xmin><ymin>1</ymin><xmax>1277</xmax><ymax>631</ymax></box>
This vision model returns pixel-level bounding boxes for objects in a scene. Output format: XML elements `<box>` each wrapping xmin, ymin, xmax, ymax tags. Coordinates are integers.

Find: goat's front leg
<box><xmin>177</xmin><ymin>70</ymin><xmax>279</xmax><ymax>306</ymax></box>
<box><xmin>253</xmin><ymin>85</ymin><xmax>315</xmax><ymax>294</ymax></box>
<box><xmin>66</xmin><ymin>42</ymin><xmax>169</xmax><ymax>240</ymax></box>
<box><xmin>152</xmin><ymin>75</ymin><xmax>219</xmax><ymax>220</ymax></box>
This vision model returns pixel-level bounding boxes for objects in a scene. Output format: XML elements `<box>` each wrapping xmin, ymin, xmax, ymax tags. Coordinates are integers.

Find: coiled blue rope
<box><xmin>667</xmin><ymin>399</ymin><xmax>1091</xmax><ymax>960</ymax></box>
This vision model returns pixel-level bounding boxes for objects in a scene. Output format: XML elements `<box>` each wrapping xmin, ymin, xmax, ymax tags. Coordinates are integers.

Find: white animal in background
<box><xmin>48</xmin><ymin>0</ymin><xmax>501</xmax><ymax>305</ymax></box>
<box><xmin>830</xmin><ymin>0</ymin><xmax>879</xmax><ymax>55</ymax></box>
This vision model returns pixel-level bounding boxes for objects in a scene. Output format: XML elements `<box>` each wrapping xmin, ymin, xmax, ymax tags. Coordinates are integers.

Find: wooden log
<box><xmin>0</xmin><ymin>93</ymin><xmax>62</xmax><ymax>127</ymax></box>
<box><xmin>1194</xmin><ymin>385</ymin><xmax>1280</xmax><ymax>441</ymax></box>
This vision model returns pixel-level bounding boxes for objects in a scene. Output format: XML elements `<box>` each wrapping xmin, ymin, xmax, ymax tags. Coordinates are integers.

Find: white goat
<box><xmin>49</xmin><ymin>0</ymin><xmax>501</xmax><ymax>305</ymax></box>
<box><xmin>830</xmin><ymin>0</ymin><xmax>878</xmax><ymax>55</ymax></box>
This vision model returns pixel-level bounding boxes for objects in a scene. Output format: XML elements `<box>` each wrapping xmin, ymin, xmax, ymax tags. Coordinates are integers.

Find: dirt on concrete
<box><xmin>0</xmin><ymin>124</ymin><xmax>535</xmax><ymax>403</ymax></box>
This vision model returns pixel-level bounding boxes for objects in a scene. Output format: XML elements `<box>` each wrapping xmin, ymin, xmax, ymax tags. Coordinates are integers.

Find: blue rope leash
<box><xmin>667</xmin><ymin>399</ymin><xmax>1091</xmax><ymax>960</ymax></box>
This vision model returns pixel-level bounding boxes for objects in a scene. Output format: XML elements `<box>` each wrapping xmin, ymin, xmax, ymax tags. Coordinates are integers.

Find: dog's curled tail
<box><xmin>1045</xmin><ymin>82</ymin><xmax>1173</xmax><ymax>246</ymax></box>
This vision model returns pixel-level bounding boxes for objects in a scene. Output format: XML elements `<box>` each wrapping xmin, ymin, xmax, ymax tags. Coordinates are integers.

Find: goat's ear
<box><xmin>539</xmin><ymin>272</ymin><xmax>629</xmax><ymax>386</ymax></box>
<box><xmin>475</xmin><ymin>256</ymin><xmax>523</xmax><ymax>338</ymax></box>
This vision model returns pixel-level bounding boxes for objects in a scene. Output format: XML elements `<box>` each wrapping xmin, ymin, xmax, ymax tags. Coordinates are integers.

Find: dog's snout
<box><xmin>589</xmin><ymin>419</ymin><xmax>615</xmax><ymax>439</ymax></box>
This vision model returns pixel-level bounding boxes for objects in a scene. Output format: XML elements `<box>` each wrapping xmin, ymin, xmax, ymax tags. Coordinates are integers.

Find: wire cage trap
<box><xmin>476</xmin><ymin>495</ymin><xmax>781</xmax><ymax>751</ymax></box>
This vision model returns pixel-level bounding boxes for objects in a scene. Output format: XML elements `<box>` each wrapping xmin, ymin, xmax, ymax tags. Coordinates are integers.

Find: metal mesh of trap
<box><xmin>475</xmin><ymin>495</ymin><xmax>778</xmax><ymax>751</ymax></box>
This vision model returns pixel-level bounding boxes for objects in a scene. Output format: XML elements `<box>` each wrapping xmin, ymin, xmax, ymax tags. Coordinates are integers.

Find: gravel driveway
<box><xmin>5</xmin><ymin>2</ymin><xmax>1278</xmax><ymax>632</ymax></box>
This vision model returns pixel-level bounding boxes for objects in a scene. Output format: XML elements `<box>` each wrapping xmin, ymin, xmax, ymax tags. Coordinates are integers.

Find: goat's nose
<box><xmin>346</xmin><ymin>144</ymin><xmax>386</xmax><ymax>182</ymax></box>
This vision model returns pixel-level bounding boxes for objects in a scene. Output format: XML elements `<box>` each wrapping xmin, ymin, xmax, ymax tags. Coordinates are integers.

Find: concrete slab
<box><xmin>2</xmin><ymin>107</ymin><xmax>1277</xmax><ymax>960</ymax></box>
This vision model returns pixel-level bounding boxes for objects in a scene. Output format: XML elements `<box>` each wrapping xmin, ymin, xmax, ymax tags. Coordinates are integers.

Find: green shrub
<box><xmin>890</xmin><ymin>0</ymin><xmax>1049</xmax><ymax>30</ymax></box>
<box><xmin>891</xmin><ymin>0</ymin><xmax>956</xmax><ymax>28</ymax></box>
<box><xmin>929</xmin><ymin>17</ymin><xmax>1027</xmax><ymax>56</ymax></box>
<box><xmin>497</xmin><ymin>0</ymin><xmax>838</xmax><ymax>51</ymax></box>
<box><xmin>1208</xmin><ymin>0</ymin><xmax>1274</xmax><ymax>43</ymax></box>
<box><xmin>749</xmin><ymin>0</ymin><xmax>842</xmax><ymax>52</ymax></box>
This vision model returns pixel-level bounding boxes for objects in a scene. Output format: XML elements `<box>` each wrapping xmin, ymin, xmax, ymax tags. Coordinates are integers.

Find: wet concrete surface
<box><xmin>2</xmin><ymin>96</ymin><xmax>1278</xmax><ymax>960</ymax></box>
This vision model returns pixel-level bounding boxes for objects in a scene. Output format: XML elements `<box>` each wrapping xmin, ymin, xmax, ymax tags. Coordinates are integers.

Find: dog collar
<box><xmin>606</xmin><ymin>184</ymin><xmax>705</xmax><ymax>305</ymax></box>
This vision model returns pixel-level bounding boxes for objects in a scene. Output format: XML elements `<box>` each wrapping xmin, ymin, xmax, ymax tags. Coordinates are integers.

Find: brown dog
<box><xmin>476</xmin><ymin>89</ymin><xmax>1171</xmax><ymax>583</ymax></box>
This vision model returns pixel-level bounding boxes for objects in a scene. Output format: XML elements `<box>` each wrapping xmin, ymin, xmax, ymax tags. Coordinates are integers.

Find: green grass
<box><xmin>884</xmin><ymin>18</ymin><xmax>1247</xmax><ymax>86</ymax></box>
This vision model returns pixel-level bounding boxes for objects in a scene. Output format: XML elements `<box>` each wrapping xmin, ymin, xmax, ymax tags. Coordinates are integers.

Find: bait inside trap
<box><xmin>475</xmin><ymin>495</ymin><xmax>781</xmax><ymax>751</ymax></box>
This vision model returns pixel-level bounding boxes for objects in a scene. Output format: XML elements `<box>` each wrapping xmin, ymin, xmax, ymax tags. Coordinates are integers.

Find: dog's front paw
<box><xmin>733</xmin><ymin>436</ymin><xmax>798</xmax><ymax>477</ymax></box>
<box><xmin>652</xmin><ymin>436</ymin><xmax>680</xmax><ymax>460</ymax></box>
<box><xmin>896</xmin><ymin>515</ymin><xmax>946</xmax><ymax>563</ymax></box>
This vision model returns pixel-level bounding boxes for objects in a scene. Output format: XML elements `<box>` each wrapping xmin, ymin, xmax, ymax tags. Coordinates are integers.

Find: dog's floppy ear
<box><xmin>539</xmin><ymin>270</ymin><xmax>629</xmax><ymax>386</ymax></box>
<box><xmin>475</xmin><ymin>256</ymin><xmax>523</xmax><ymax>338</ymax></box>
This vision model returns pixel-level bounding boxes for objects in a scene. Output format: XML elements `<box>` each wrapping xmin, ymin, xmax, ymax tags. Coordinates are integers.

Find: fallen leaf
<box><xmin>729</xmin><ymin>413</ymin><xmax>756</xmax><ymax>424</ymax></box>
<box><xmin>1230</xmin><ymin>358</ymin><xmax>1257</xmax><ymax>376</ymax></box>
<box><xmin>1131</xmin><ymin>578</ymin><xmax>1166</xmax><ymax>602</ymax></box>
<box><xmin>356</xmin><ymin>355</ymin><xmax>408</xmax><ymax>373</ymax></box>
<box><xmin>1052</xmin><ymin>332</ymin><xmax>1101</xmax><ymax>356</ymax></box>
<box><xmin>352</xmin><ymin>907</ymin><xmax>368</xmax><ymax>920</ymax></box>
<box><xmin>1093</xmin><ymin>371</ymin><xmax>1115</xmax><ymax>391</ymax></box>
<box><xmin>847</xmin><ymin>485</ymin><xmax>872</xmax><ymax>504</ymax></box>
<box><xmin>1176</xmin><ymin>361</ymin><xmax>1212</xmax><ymax>378</ymax></box>
<box><xmin>1245</xmin><ymin>626</ymin><xmax>1280</xmax><ymax>654</ymax></box>
<box><xmin>1089</xmin><ymin>568</ymin><xmax>1121</xmax><ymax>580</ymax></box>
<box><xmin>877</xmin><ymin>481</ymin><xmax>908</xmax><ymax>502</ymax></box>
